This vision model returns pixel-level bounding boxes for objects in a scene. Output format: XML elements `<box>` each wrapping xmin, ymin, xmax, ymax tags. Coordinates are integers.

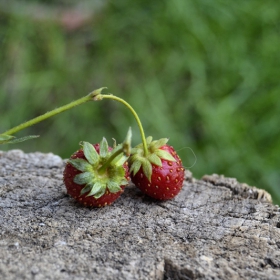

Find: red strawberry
<box><xmin>63</xmin><ymin>129</ymin><xmax>131</xmax><ymax>207</ymax></box>
<box><xmin>129</xmin><ymin>137</ymin><xmax>185</xmax><ymax>200</ymax></box>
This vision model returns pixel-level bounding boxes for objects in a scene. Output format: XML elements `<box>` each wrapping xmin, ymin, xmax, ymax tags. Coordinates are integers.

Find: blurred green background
<box><xmin>0</xmin><ymin>1</ymin><xmax>279</xmax><ymax>204</ymax></box>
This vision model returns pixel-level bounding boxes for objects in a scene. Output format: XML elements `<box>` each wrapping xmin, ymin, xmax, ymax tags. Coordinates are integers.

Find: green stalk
<box><xmin>2</xmin><ymin>88</ymin><xmax>105</xmax><ymax>136</ymax></box>
<box><xmin>98</xmin><ymin>148</ymin><xmax>124</xmax><ymax>175</ymax></box>
<box><xmin>94</xmin><ymin>94</ymin><xmax>149</xmax><ymax>157</ymax></box>
<box><xmin>98</xmin><ymin>127</ymin><xmax>132</xmax><ymax>175</ymax></box>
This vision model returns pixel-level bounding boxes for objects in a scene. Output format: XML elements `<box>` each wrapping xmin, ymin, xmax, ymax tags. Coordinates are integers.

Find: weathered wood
<box><xmin>0</xmin><ymin>149</ymin><xmax>279</xmax><ymax>279</ymax></box>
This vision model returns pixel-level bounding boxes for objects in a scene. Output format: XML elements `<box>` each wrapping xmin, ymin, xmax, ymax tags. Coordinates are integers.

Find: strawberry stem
<box><xmin>94</xmin><ymin>94</ymin><xmax>149</xmax><ymax>157</ymax></box>
<box><xmin>2</xmin><ymin>88</ymin><xmax>106</xmax><ymax>138</ymax></box>
<box><xmin>98</xmin><ymin>127</ymin><xmax>132</xmax><ymax>175</ymax></box>
<box><xmin>98</xmin><ymin>148</ymin><xmax>124</xmax><ymax>175</ymax></box>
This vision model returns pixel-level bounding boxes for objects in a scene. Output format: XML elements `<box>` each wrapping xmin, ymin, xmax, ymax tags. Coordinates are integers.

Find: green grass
<box><xmin>1</xmin><ymin>0</ymin><xmax>279</xmax><ymax>205</ymax></box>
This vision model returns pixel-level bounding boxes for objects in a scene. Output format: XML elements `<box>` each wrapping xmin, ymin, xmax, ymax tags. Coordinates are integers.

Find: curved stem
<box><xmin>97</xmin><ymin>94</ymin><xmax>148</xmax><ymax>157</ymax></box>
<box><xmin>2</xmin><ymin>88</ymin><xmax>104</xmax><ymax>136</ymax></box>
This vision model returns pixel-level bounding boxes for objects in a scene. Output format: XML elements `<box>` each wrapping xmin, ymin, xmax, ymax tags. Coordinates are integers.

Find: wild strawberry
<box><xmin>129</xmin><ymin>137</ymin><xmax>185</xmax><ymax>200</ymax></box>
<box><xmin>93</xmin><ymin>91</ymin><xmax>185</xmax><ymax>200</ymax></box>
<box><xmin>63</xmin><ymin>129</ymin><xmax>131</xmax><ymax>207</ymax></box>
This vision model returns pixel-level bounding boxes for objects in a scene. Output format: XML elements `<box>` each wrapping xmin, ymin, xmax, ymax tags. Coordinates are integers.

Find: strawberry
<box><xmin>63</xmin><ymin>129</ymin><xmax>131</xmax><ymax>207</ymax></box>
<box><xmin>129</xmin><ymin>137</ymin><xmax>185</xmax><ymax>200</ymax></box>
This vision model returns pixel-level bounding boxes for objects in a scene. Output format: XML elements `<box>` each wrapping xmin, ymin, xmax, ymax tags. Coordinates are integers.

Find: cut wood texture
<box><xmin>0</xmin><ymin>150</ymin><xmax>279</xmax><ymax>279</ymax></box>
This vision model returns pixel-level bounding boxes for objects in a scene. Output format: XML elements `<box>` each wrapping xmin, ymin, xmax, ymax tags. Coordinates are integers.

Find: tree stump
<box><xmin>0</xmin><ymin>150</ymin><xmax>279</xmax><ymax>279</ymax></box>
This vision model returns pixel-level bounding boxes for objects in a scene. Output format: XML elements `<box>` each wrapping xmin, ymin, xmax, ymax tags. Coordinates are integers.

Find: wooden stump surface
<box><xmin>0</xmin><ymin>149</ymin><xmax>280</xmax><ymax>279</ymax></box>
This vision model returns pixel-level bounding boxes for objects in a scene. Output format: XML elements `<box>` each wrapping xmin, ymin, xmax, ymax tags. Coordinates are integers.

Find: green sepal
<box><xmin>68</xmin><ymin>158</ymin><xmax>93</xmax><ymax>172</ymax></box>
<box><xmin>129</xmin><ymin>159</ymin><xmax>142</xmax><ymax>176</ymax></box>
<box><xmin>146</xmin><ymin>136</ymin><xmax>153</xmax><ymax>144</ymax></box>
<box><xmin>147</xmin><ymin>153</ymin><xmax>162</xmax><ymax>167</ymax></box>
<box><xmin>110</xmin><ymin>151</ymin><xmax>122</xmax><ymax>164</ymax></box>
<box><xmin>107</xmin><ymin>181</ymin><xmax>122</xmax><ymax>193</ymax></box>
<box><xmin>80</xmin><ymin>184</ymin><xmax>92</xmax><ymax>195</ymax></box>
<box><xmin>120</xmin><ymin>179</ymin><xmax>128</xmax><ymax>185</ymax></box>
<box><xmin>109</xmin><ymin>144</ymin><xmax>128</xmax><ymax>166</ymax></box>
<box><xmin>74</xmin><ymin>172</ymin><xmax>93</xmax><ymax>185</ymax></box>
<box><xmin>150</xmin><ymin>138</ymin><xmax>169</xmax><ymax>149</ymax></box>
<box><xmin>82</xmin><ymin>141</ymin><xmax>99</xmax><ymax>165</ymax></box>
<box><xmin>112</xmin><ymin>154</ymin><xmax>128</xmax><ymax>167</ymax></box>
<box><xmin>86</xmin><ymin>182</ymin><xmax>104</xmax><ymax>197</ymax></box>
<box><xmin>92</xmin><ymin>187</ymin><xmax>106</xmax><ymax>199</ymax></box>
<box><xmin>155</xmin><ymin>149</ymin><xmax>176</xmax><ymax>162</ymax></box>
<box><xmin>81</xmin><ymin>182</ymin><xmax>108</xmax><ymax>199</ymax></box>
<box><xmin>141</xmin><ymin>157</ymin><xmax>153</xmax><ymax>182</ymax></box>
<box><xmin>117</xmin><ymin>156</ymin><xmax>128</xmax><ymax>167</ymax></box>
<box><xmin>100</xmin><ymin>137</ymin><xmax>109</xmax><ymax>158</ymax></box>
<box><xmin>115</xmin><ymin>165</ymin><xmax>126</xmax><ymax>178</ymax></box>
<box><xmin>131</xmin><ymin>147</ymin><xmax>142</xmax><ymax>155</ymax></box>
<box><xmin>0</xmin><ymin>134</ymin><xmax>39</xmax><ymax>144</ymax></box>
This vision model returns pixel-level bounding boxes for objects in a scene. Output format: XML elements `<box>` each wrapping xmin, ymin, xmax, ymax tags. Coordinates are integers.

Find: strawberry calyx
<box><xmin>67</xmin><ymin>128</ymin><xmax>131</xmax><ymax>199</ymax></box>
<box><xmin>129</xmin><ymin>136</ymin><xmax>176</xmax><ymax>182</ymax></box>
